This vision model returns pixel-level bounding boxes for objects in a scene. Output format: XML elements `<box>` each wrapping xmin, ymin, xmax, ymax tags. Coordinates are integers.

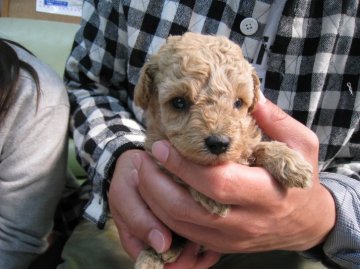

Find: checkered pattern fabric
<box><xmin>64</xmin><ymin>2</ymin><xmax>359</xmax><ymax>262</ymax></box>
<box><xmin>266</xmin><ymin>0</ymin><xmax>360</xmax><ymax>174</ymax></box>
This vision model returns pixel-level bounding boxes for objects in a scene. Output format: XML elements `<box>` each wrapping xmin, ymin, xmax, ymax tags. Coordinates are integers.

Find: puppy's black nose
<box><xmin>205</xmin><ymin>135</ymin><xmax>230</xmax><ymax>155</ymax></box>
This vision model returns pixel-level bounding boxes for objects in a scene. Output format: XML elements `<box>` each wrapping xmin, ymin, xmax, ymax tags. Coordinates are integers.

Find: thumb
<box><xmin>109</xmin><ymin>151</ymin><xmax>173</xmax><ymax>256</ymax></box>
<box><xmin>252</xmin><ymin>92</ymin><xmax>319</xmax><ymax>153</ymax></box>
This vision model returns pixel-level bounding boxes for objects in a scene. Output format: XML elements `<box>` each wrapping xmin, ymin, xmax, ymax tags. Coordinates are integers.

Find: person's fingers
<box><xmin>150</xmin><ymin>141</ymin><xmax>284</xmax><ymax>205</ymax></box>
<box><xmin>192</xmin><ymin>249</ymin><xmax>221</xmax><ymax>269</ymax></box>
<box><xmin>114</xmin><ymin>216</ymin><xmax>145</xmax><ymax>259</ymax></box>
<box><xmin>164</xmin><ymin>242</ymin><xmax>200</xmax><ymax>269</ymax></box>
<box><xmin>136</xmin><ymin>152</ymin><xmax>215</xmax><ymax>224</ymax></box>
<box><xmin>109</xmin><ymin>150</ymin><xmax>172</xmax><ymax>255</ymax></box>
<box><xmin>252</xmin><ymin>95</ymin><xmax>319</xmax><ymax>156</ymax></box>
<box><xmin>164</xmin><ymin>242</ymin><xmax>221</xmax><ymax>269</ymax></box>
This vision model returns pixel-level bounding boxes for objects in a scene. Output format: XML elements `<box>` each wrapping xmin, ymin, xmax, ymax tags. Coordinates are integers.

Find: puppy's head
<box><xmin>135</xmin><ymin>32</ymin><xmax>261</xmax><ymax>165</ymax></box>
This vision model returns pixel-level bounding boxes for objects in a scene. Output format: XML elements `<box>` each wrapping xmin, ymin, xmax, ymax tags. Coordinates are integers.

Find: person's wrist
<box><xmin>109</xmin><ymin>148</ymin><xmax>145</xmax><ymax>179</ymax></box>
<box><xmin>108</xmin><ymin>148</ymin><xmax>145</xmax><ymax>193</ymax></box>
<box><xmin>307</xmin><ymin>183</ymin><xmax>336</xmax><ymax>249</ymax></box>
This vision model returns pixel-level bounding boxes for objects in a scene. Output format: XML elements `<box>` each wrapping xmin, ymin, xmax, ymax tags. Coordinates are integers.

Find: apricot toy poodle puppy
<box><xmin>134</xmin><ymin>32</ymin><xmax>312</xmax><ymax>269</ymax></box>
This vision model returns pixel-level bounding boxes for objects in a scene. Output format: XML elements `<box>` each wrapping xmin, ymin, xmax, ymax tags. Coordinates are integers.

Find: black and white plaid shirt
<box><xmin>64</xmin><ymin>0</ymin><xmax>359</xmax><ymax>267</ymax></box>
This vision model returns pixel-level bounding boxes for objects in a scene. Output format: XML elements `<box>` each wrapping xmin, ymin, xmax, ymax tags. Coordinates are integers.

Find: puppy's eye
<box><xmin>234</xmin><ymin>98</ymin><xmax>243</xmax><ymax>109</ymax></box>
<box><xmin>171</xmin><ymin>97</ymin><xmax>189</xmax><ymax>110</ymax></box>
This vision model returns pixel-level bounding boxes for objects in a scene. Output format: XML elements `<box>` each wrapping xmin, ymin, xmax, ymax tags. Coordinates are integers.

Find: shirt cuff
<box><xmin>303</xmin><ymin>172</ymin><xmax>360</xmax><ymax>269</ymax></box>
<box><xmin>83</xmin><ymin>133</ymin><xmax>145</xmax><ymax>228</ymax></box>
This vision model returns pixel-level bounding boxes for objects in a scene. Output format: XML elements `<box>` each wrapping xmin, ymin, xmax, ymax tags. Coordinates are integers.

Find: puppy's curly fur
<box><xmin>134</xmin><ymin>32</ymin><xmax>313</xmax><ymax>269</ymax></box>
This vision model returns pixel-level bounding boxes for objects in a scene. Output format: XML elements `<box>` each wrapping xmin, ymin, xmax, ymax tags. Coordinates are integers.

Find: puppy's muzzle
<box><xmin>205</xmin><ymin>135</ymin><xmax>230</xmax><ymax>155</ymax></box>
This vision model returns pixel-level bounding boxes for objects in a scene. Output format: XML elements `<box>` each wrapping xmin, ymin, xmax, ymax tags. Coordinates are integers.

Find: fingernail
<box><xmin>148</xmin><ymin>229</ymin><xmax>166</xmax><ymax>253</ymax></box>
<box><xmin>152</xmin><ymin>141</ymin><xmax>170</xmax><ymax>163</ymax></box>
<box><xmin>258</xmin><ymin>90</ymin><xmax>267</xmax><ymax>104</ymax></box>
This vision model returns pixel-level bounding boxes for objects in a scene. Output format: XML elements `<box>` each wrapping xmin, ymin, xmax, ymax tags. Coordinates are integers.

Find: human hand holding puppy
<box><xmin>109</xmin><ymin>95</ymin><xmax>336</xmax><ymax>268</ymax></box>
<box><xmin>110</xmin><ymin>32</ymin><xmax>336</xmax><ymax>268</ymax></box>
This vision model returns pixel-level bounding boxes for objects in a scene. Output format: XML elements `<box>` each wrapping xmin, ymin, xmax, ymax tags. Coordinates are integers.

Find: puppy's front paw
<box><xmin>254</xmin><ymin>141</ymin><xmax>313</xmax><ymax>188</ymax></box>
<box><xmin>135</xmin><ymin>245</ymin><xmax>183</xmax><ymax>269</ymax></box>
<box><xmin>135</xmin><ymin>249</ymin><xmax>164</xmax><ymax>269</ymax></box>
<box><xmin>284</xmin><ymin>153</ymin><xmax>313</xmax><ymax>188</ymax></box>
<box><xmin>190</xmin><ymin>188</ymin><xmax>230</xmax><ymax>217</ymax></box>
<box><xmin>277</xmin><ymin>153</ymin><xmax>313</xmax><ymax>188</ymax></box>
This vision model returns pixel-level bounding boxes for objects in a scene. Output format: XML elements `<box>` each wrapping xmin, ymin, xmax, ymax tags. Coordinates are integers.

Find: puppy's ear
<box><xmin>134</xmin><ymin>60</ymin><xmax>157</xmax><ymax>109</ymax></box>
<box><xmin>249</xmin><ymin>70</ymin><xmax>260</xmax><ymax>111</ymax></box>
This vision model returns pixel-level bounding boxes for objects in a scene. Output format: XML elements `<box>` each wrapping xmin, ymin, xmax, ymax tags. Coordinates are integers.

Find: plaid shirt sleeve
<box><xmin>64</xmin><ymin>0</ymin><xmax>145</xmax><ymax>227</ymax></box>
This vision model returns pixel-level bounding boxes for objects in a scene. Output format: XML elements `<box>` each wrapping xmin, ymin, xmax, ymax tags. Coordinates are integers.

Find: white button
<box><xmin>240</xmin><ymin>17</ymin><xmax>259</xmax><ymax>36</ymax></box>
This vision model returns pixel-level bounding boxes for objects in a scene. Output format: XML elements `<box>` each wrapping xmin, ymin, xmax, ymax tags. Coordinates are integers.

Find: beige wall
<box><xmin>0</xmin><ymin>0</ymin><xmax>9</xmax><ymax>16</ymax></box>
<box><xmin>2</xmin><ymin>0</ymin><xmax>80</xmax><ymax>23</ymax></box>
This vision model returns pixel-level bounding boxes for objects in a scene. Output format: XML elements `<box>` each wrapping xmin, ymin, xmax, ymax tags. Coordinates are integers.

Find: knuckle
<box><xmin>297</xmin><ymin>128</ymin><xmax>320</xmax><ymax>158</ymax></box>
<box><xmin>307</xmin><ymin>130</ymin><xmax>320</xmax><ymax>150</ymax></box>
